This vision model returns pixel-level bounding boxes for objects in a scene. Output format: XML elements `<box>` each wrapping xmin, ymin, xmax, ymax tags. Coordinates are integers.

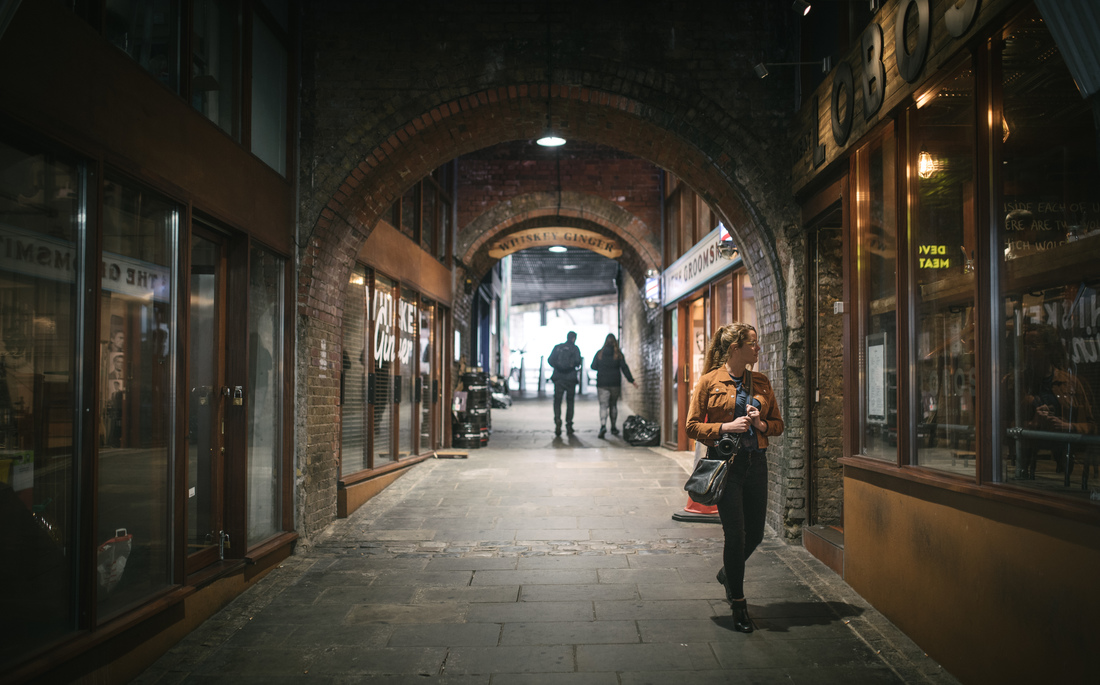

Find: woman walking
<box><xmin>590</xmin><ymin>334</ymin><xmax>637</xmax><ymax>439</ymax></box>
<box><xmin>685</xmin><ymin>322</ymin><xmax>783</xmax><ymax>633</ymax></box>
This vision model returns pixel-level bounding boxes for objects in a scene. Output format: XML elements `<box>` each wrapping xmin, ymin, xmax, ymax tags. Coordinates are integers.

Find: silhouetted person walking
<box><xmin>591</xmin><ymin>334</ymin><xmax>637</xmax><ymax>438</ymax></box>
<box><xmin>548</xmin><ymin>331</ymin><xmax>582</xmax><ymax>435</ymax></box>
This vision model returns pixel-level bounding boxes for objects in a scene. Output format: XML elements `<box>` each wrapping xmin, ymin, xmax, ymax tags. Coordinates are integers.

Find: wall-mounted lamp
<box><xmin>754</xmin><ymin>56</ymin><xmax>831</xmax><ymax>78</ymax></box>
<box><xmin>918</xmin><ymin>149</ymin><xmax>939</xmax><ymax>179</ymax></box>
<box><xmin>548</xmin><ymin>245</ymin><xmax>567</xmax><ymax>253</ymax></box>
<box><xmin>793</xmin><ymin>0</ymin><xmax>811</xmax><ymax>15</ymax></box>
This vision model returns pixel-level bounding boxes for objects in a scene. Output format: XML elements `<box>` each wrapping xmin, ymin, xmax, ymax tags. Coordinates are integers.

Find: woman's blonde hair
<box><xmin>702</xmin><ymin>322</ymin><xmax>757</xmax><ymax>374</ymax></box>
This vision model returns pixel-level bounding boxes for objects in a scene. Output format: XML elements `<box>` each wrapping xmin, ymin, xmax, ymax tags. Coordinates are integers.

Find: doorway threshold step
<box><xmin>802</xmin><ymin>524</ymin><xmax>844</xmax><ymax>578</ymax></box>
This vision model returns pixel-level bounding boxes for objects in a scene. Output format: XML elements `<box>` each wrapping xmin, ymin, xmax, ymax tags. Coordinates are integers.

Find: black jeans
<box><xmin>716</xmin><ymin>449</ymin><xmax>768</xmax><ymax>599</ymax></box>
<box><xmin>552</xmin><ymin>381</ymin><xmax>576</xmax><ymax>426</ymax></box>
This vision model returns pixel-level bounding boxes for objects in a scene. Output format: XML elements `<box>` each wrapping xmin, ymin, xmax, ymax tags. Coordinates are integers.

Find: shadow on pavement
<box><xmin>710</xmin><ymin>600</ymin><xmax>866</xmax><ymax>633</ymax></box>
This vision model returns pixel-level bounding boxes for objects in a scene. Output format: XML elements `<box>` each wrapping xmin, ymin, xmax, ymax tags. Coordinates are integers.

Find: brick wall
<box><xmin>620</xmin><ymin>274</ymin><xmax>662</xmax><ymax>422</ymax></box>
<box><xmin>811</xmin><ymin>227</ymin><xmax>844</xmax><ymax>525</ymax></box>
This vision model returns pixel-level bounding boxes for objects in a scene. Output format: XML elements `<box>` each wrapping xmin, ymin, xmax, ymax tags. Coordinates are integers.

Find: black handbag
<box><xmin>684</xmin><ymin>451</ymin><xmax>731</xmax><ymax>505</ymax></box>
<box><xmin>683</xmin><ymin>367</ymin><xmax>753</xmax><ymax>505</ymax></box>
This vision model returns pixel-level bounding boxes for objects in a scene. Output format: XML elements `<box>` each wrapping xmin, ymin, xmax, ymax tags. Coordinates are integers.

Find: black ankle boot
<box><xmin>731</xmin><ymin>599</ymin><xmax>754</xmax><ymax>633</ymax></box>
<box><xmin>716</xmin><ymin>567</ymin><xmax>736</xmax><ymax>605</ymax></box>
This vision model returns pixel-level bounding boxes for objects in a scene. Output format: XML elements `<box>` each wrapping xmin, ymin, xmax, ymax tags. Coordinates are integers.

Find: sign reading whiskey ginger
<box><xmin>486</xmin><ymin>228</ymin><xmax>622</xmax><ymax>259</ymax></box>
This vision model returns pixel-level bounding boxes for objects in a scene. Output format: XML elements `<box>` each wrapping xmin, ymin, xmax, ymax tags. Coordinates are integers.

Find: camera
<box><xmin>716</xmin><ymin>433</ymin><xmax>740</xmax><ymax>458</ymax></box>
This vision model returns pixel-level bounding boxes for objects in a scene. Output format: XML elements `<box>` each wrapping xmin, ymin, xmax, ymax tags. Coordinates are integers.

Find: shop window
<box><xmin>437</xmin><ymin>199</ymin><xmax>451</xmax><ymax>264</ymax></box>
<box><xmin>97</xmin><ymin>176</ymin><xmax>177</xmax><ymax>620</ymax></box>
<box><xmin>397</xmin><ymin>289</ymin><xmax>417</xmax><ymax>458</ymax></box>
<box><xmin>995</xmin><ymin>10</ymin><xmax>1100</xmax><ymax>502</ymax></box>
<box><xmin>340</xmin><ymin>266</ymin><xmax>368</xmax><ymax>475</ymax></box>
<box><xmin>666</xmin><ymin>307</ymin><xmax>678</xmax><ymax>446</ymax></box>
<box><xmin>105</xmin><ymin>0</ymin><xmax>181</xmax><ymax>92</ymax></box>
<box><xmin>191</xmin><ymin>0</ymin><xmax>241</xmax><ymax>139</ymax></box>
<box><xmin>372</xmin><ymin>274</ymin><xmax>395</xmax><ymax>461</ymax></box>
<box><xmin>0</xmin><ymin>137</ymin><xmax>84</xmax><ymax>666</ymax></box>
<box><xmin>246</xmin><ymin>245</ymin><xmax>285</xmax><ymax>544</ymax></box>
<box><xmin>250</xmin><ymin>12</ymin><xmax>287</xmax><ymax>175</ymax></box>
<box><xmin>854</xmin><ymin>125</ymin><xmax>898</xmax><ymax>461</ymax></box>
<box><xmin>909</xmin><ymin>61</ymin><xmax>977</xmax><ymax>473</ymax></box>
<box><xmin>419</xmin><ymin>302</ymin><xmax>434</xmax><ymax>452</ymax></box>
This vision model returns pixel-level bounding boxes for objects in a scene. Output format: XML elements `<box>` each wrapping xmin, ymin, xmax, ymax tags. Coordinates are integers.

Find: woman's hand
<box><xmin>722</xmin><ymin>416</ymin><xmax>753</xmax><ymax>433</ymax></box>
<box><xmin>747</xmin><ymin>405</ymin><xmax>766</xmax><ymax>431</ymax></box>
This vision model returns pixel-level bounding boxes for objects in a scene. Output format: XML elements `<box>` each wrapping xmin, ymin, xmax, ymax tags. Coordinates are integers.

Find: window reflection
<box><xmin>419</xmin><ymin>303</ymin><xmax>433</xmax><ymax>451</ymax></box>
<box><xmin>105</xmin><ymin>0</ymin><xmax>181</xmax><ymax>91</ymax></box>
<box><xmin>996</xmin><ymin>10</ymin><xmax>1100</xmax><ymax>501</ymax></box>
<box><xmin>397</xmin><ymin>289</ymin><xmax>416</xmax><ymax>458</ymax></box>
<box><xmin>341</xmin><ymin>266</ymin><xmax>368</xmax><ymax>475</ymax></box>
<box><xmin>857</xmin><ymin>128</ymin><xmax>898</xmax><ymax>460</ymax></box>
<box><xmin>911</xmin><ymin>63</ymin><xmax>977</xmax><ymax>473</ymax></box>
<box><xmin>97</xmin><ymin>178</ymin><xmax>176</xmax><ymax>620</ymax></box>
<box><xmin>247</xmin><ymin>246</ymin><xmax>284</xmax><ymax>544</ymax></box>
<box><xmin>192</xmin><ymin>0</ymin><xmax>241</xmax><ymax>138</ymax></box>
<box><xmin>0</xmin><ymin>138</ymin><xmax>82</xmax><ymax>666</ymax></box>
<box><xmin>372</xmin><ymin>274</ymin><xmax>395</xmax><ymax>461</ymax></box>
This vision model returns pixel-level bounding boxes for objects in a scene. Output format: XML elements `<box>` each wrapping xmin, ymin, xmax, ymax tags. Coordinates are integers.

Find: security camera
<box><xmin>717</xmin><ymin>240</ymin><xmax>739</xmax><ymax>260</ymax></box>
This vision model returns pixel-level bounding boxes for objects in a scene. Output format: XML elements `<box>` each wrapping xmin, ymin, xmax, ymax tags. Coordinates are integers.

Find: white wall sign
<box><xmin>662</xmin><ymin>224</ymin><xmax>741</xmax><ymax>305</ymax></box>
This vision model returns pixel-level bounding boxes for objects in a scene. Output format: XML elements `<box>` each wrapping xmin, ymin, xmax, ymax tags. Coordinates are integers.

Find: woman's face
<box><xmin>726</xmin><ymin>330</ymin><xmax>760</xmax><ymax>369</ymax></box>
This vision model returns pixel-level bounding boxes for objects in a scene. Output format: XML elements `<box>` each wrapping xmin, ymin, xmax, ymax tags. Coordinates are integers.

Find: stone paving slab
<box><xmin>134</xmin><ymin>394</ymin><xmax>960</xmax><ymax>685</ymax></box>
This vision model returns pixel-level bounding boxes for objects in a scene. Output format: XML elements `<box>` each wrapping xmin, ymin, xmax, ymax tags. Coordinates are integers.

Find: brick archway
<box><xmin>458</xmin><ymin>190</ymin><xmax>658</xmax><ymax>291</ymax></box>
<box><xmin>299</xmin><ymin>86</ymin><xmax>785</xmax><ymax>329</ymax></box>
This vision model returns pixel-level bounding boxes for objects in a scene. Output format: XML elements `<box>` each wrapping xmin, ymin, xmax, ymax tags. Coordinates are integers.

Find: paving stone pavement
<box><xmin>134</xmin><ymin>392</ymin><xmax>960</xmax><ymax>685</ymax></box>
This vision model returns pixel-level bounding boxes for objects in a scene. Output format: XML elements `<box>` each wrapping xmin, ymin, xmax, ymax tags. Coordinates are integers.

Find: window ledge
<box><xmin>839</xmin><ymin>455</ymin><xmax>1100</xmax><ymax>526</ymax></box>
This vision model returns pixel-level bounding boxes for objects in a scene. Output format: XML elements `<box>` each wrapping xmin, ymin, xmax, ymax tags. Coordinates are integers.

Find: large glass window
<box><xmin>97</xmin><ymin>177</ymin><xmax>177</xmax><ymax>620</ymax></box>
<box><xmin>250</xmin><ymin>14</ymin><xmax>287</xmax><ymax>175</ymax></box>
<box><xmin>246</xmin><ymin>246</ymin><xmax>284</xmax><ymax>544</ymax></box>
<box><xmin>372</xmin><ymin>274</ymin><xmax>395</xmax><ymax>461</ymax></box>
<box><xmin>105</xmin><ymin>0</ymin><xmax>181</xmax><ymax>92</ymax></box>
<box><xmin>191</xmin><ymin>0</ymin><xmax>240</xmax><ymax>138</ymax></box>
<box><xmin>0</xmin><ymin>137</ymin><xmax>84</xmax><ymax>666</ymax></box>
<box><xmin>419</xmin><ymin>302</ymin><xmax>434</xmax><ymax>452</ymax></box>
<box><xmin>397</xmin><ymin>289</ymin><xmax>417</xmax><ymax>458</ymax></box>
<box><xmin>910</xmin><ymin>62</ymin><xmax>977</xmax><ymax>473</ymax></box>
<box><xmin>995</xmin><ymin>10</ymin><xmax>1100</xmax><ymax>503</ymax></box>
<box><xmin>855</xmin><ymin>126</ymin><xmax>898</xmax><ymax>461</ymax></box>
<box><xmin>341</xmin><ymin>267</ymin><xmax>368</xmax><ymax>475</ymax></box>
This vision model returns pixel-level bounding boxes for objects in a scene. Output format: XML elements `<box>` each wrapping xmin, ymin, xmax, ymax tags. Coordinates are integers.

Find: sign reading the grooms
<box><xmin>486</xmin><ymin>228</ymin><xmax>622</xmax><ymax>259</ymax></box>
<box><xmin>2</xmin><ymin>223</ymin><xmax>171</xmax><ymax>302</ymax></box>
<box><xmin>662</xmin><ymin>224</ymin><xmax>741</xmax><ymax>305</ymax></box>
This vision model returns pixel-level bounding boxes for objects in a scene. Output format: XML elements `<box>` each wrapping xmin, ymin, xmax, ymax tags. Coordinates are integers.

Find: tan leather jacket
<box><xmin>685</xmin><ymin>368</ymin><xmax>785</xmax><ymax>449</ymax></box>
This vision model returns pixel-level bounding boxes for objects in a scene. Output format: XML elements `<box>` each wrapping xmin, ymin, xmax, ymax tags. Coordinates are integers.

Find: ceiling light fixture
<box><xmin>548</xmin><ymin>246</ymin><xmax>567</xmax><ymax>253</ymax></box>
<box><xmin>754</xmin><ymin>57</ymin><xmax>831</xmax><ymax>78</ymax></box>
<box><xmin>536</xmin><ymin>13</ymin><xmax>566</xmax><ymax>147</ymax></box>
<box><xmin>793</xmin><ymin>0</ymin><xmax>811</xmax><ymax>16</ymax></box>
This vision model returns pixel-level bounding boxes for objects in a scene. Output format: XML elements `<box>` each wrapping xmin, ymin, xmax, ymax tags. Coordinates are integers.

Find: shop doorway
<box><xmin>185</xmin><ymin>228</ymin><xmax>229</xmax><ymax>572</ymax></box>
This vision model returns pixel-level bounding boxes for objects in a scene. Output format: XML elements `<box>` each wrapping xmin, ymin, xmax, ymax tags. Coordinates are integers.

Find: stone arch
<box><xmin>300</xmin><ymin>86</ymin><xmax>785</xmax><ymax>334</ymax></box>
<box><xmin>457</xmin><ymin>190</ymin><xmax>658</xmax><ymax>292</ymax></box>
